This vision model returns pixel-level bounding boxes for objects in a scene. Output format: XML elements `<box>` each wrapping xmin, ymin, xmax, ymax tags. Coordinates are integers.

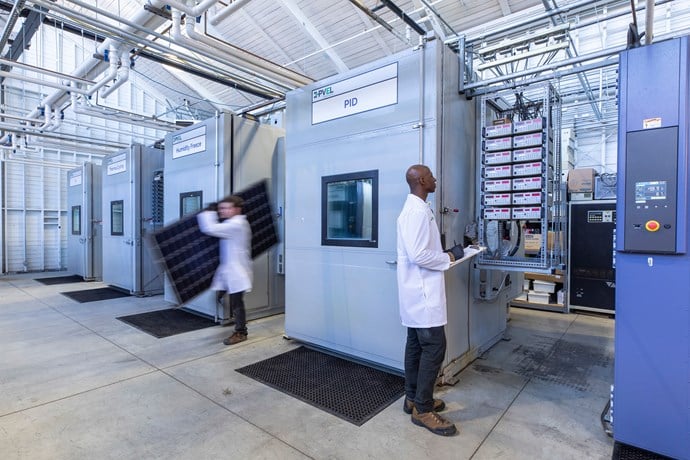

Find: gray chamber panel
<box><xmin>153</xmin><ymin>180</ymin><xmax>278</xmax><ymax>304</ymax></box>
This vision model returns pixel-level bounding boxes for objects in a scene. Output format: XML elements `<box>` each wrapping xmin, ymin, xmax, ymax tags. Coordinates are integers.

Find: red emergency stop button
<box><xmin>645</xmin><ymin>220</ymin><xmax>660</xmax><ymax>232</ymax></box>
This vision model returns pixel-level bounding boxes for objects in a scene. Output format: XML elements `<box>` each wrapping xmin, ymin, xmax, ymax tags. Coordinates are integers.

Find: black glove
<box><xmin>206</xmin><ymin>202</ymin><xmax>218</xmax><ymax>212</ymax></box>
<box><xmin>446</xmin><ymin>244</ymin><xmax>464</xmax><ymax>261</ymax></box>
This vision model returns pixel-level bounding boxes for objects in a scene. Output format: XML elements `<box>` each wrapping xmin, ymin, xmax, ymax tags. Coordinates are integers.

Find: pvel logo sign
<box><xmin>312</xmin><ymin>86</ymin><xmax>333</xmax><ymax>101</ymax></box>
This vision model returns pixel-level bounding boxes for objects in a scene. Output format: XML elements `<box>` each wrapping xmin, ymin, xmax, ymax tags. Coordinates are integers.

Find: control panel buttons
<box><xmin>645</xmin><ymin>220</ymin><xmax>660</xmax><ymax>232</ymax></box>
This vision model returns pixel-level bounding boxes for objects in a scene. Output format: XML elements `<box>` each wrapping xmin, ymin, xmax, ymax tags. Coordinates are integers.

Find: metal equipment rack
<box><xmin>476</xmin><ymin>83</ymin><xmax>566</xmax><ymax>274</ymax></box>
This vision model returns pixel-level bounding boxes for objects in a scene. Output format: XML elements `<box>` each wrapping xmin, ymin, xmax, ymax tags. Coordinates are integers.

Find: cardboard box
<box><xmin>567</xmin><ymin>168</ymin><xmax>596</xmax><ymax>193</ymax></box>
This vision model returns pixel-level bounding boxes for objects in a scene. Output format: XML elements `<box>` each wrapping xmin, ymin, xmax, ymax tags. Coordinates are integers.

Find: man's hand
<box><xmin>446</xmin><ymin>244</ymin><xmax>464</xmax><ymax>262</ymax></box>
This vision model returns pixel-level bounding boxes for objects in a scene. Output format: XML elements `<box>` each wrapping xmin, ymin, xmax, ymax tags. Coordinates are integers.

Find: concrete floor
<box><xmin>0</xmin><ymin>273</ymin><xmax>615</xmax><ymax>459</ymax></box>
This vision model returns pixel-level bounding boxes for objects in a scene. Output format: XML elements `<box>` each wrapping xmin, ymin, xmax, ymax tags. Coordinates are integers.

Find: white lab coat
<box><xmin>396</xmin><ymin>194</ymin><xmax>450</xmax><ymax>328</ymax></box>
<box><xmin>197</xmin><ymin>210</ymin><xmax>252</xmax><ymax>294</ymax></box>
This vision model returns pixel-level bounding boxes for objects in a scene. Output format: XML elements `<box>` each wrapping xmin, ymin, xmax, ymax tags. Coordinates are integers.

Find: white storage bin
<box><xmin>523</xmin><ymin>279</ymin><xmax>531</xmax><ymax>290</ymax></box>
<box><xmin>533</xmin><ymin>280</ymin><xmax>556</xmax><ymax>293</ymax></box>
<box><xmin>529</xmin><ymin>291</ymin><xmax>550</xmax><ymax>304</ymax></box>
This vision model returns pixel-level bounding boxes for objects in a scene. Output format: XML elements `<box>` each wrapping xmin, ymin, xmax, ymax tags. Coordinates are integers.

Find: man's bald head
<box><xmin>406</xmin><ymin>164</ymin><xmax>429</xmax><ymax>188</ymax></box>
<box><xmin>405</xmin><ymin>164</ymin><xmax>436</xmax><ymax>198</ymax></box>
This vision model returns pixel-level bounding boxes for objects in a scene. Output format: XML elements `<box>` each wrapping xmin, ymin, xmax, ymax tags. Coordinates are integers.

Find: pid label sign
<box><xmin>311</xmin><ymin>63</ymin><xmax>398</xmax><ymax>124</ymax></box>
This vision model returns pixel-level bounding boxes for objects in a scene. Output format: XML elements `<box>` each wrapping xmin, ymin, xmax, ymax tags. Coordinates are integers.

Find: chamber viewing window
<box><xmin>321</xmin><ymin>170</ymin><xmax>378</xmax><ymax>247</ymax></box>
<box><xmin>111</xmin><ymin>200</ymin><xmax>124</xmax><ymax>236</ymax></box>
<box><xmin>71</xmin><ymin>205</ymin><xmax>81</xmax><ymax>236</ymax></box>
<box><xmin>180</xmin><ymin>191</ymin><xmax>203</xmax><ymax>217</ymax></box>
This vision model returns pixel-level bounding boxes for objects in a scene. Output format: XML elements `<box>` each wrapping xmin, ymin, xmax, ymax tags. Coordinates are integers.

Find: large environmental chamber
<box><xmin>163</xmin><ymin>112</ymin><xmax>285</xmax><ymax>323</ymax></box>
<box><xmin>285</xmin><ymin>38</ymin><xmax>518</xmax><ymax>377</ymax></box>
<box><xmin>66</xmin><ymin>162</ymin><xmax>102</xmax><ymax>280</ymax></box>
<box><xmin>101</xmin><ymin>144</ymin><xmax>164</xmax><ymax>295</ymax></box>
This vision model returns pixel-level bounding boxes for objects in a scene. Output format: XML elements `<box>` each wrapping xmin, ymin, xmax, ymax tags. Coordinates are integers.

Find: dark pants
<box><xmin>229</xmin><ymin>291</ymin><xmax>247</xmax><ymax>334</ymax></box>
<box><xmin>404</xmin><ymin>326</ymin><xmax>446</xmax><ymax>413</ymax></box>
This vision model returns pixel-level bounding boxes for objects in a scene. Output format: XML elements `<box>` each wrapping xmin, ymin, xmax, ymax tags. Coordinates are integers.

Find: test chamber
<box><xmin>66</xmin><ymin>163</ymin><xmax>102</xmax><ymax>280</ymax></box>
<box><xmin>163</xmin><ymin>113</ymin><xmax>285</xmax><ymax>323</ymax></box>
<box><xmin>614</xmin><ymin>36</ymin><xmax>690</xmax><ymax>460</ymax></box>
<box><xmin>101</xmin><ymin>144</ymin><xmax>164</xmax><ymax>295</ymax></box>
<box><xmin>285</xmin><ymin>39</ymin><xmax>518</xmax><ymax>377</ymax></box>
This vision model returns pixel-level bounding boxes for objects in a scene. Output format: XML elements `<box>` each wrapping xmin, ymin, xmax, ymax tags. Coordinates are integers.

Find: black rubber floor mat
<box><xmin>35</xmin><ymin>275</ymin><xmax>85</xmax><ymax>285</ymax></box>
<box><xmin>236</xmin><ymin>346</ymin><xmax>404</xmax><ymax>426</ymax></box>
<box><xmin>61</xmin><ymin>287</ymin><xmax>130</xmax><ymax>303</ymax></box>
<box><xmin>116</xmin><ymin>308</ymin><xmax>216</xmax><ymax>338</ymax></box>
<box><xmin>612</xmin><ymin>441</ymin><xmax>675</xmax><ymax>459</ymax></box>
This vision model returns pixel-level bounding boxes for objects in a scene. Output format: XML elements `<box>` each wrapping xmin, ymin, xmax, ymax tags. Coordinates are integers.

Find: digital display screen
<box><xmin>635</xmin><ymin>180</ymin><xmax>667</xmax><ymax>203</ymax></box>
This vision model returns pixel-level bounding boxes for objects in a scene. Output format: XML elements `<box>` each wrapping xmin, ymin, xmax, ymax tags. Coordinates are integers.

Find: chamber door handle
<box><xmin>385</xmin><ymin>260</ymin><xmax>397</xmax><ymax>265</ymax></box>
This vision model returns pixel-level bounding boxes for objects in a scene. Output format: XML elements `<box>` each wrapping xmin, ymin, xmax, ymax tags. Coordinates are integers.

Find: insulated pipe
<box><xmin>87</xmin><ymin>44</ymin><xmax>121</xmax><ymax>96</ymax></box>
<box><xmin>195</xmin><ymin>20</ymin><xmax>311</xmax><ymax>86</ymax></box>
<box><xmin>24</xmin><ymin>0</ymin><xmax>168</xmax><ymax>121</ymax></box>
<box><xmin>160</xmin><ymin>0</ymin><xmax>218</xmax><ymax>17</ymax></box>
<box><xmin>645</xmin><ymin>0</ymin><xmax>654</xmax><ymax>45</ymax></box>
<box><xmin>170</xmin><ymin>10</ymin><xmax>290</xmax><ymax>91</ymax></box>
<box><xmin>38</xmin><ymin>104</ymin><xmax>53</xmax><ymax>131</ymax></box>
<box><xmin>174</xmin><ymin>10</ymin><xmax>308</xmax><ymax>89</ymax></box>
<box><xmin>209</xmin><ymin>0</ymin><xmax>253</xmax><ymax>25</ymax></box>
<box><xmin>37</xmin><ymin>0</ymin><xmax>284</xmax><ymax>99</ymax></box>
<box><xmin>100</xmin><ymin>49</ymin><xmax>130</xmax><ymax>99</ymax></box>
<box><xmin>185</xmin><ymin>16</ymin><xmax>304</xmax><ymax>88</ymax></box>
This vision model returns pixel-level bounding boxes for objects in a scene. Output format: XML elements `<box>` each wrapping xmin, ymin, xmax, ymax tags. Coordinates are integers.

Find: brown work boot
<box><xmin>411</xmin><ymin>407</ymin><xmax>457</xmax><ymax>436</ymax></box>
<box><xmin>223</xmin><ymin>331</ymin><xmax>247</xmax><ymax>345</ymax></box>
<box><xmin>403</xmin><ymin>397</ymin><xmax>446</xmax><ymax>414</ymax></box>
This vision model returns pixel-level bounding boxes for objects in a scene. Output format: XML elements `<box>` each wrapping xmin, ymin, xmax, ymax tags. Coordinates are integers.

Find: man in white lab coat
<box><xmin>198</xmin><ymin>196</ymin><xmax>253</xmax><ymax>345</ymax></box>
<box><xmin>396</xmin><ymin>164</ymin><xmax>463</xmax><ymax>436</ymax></box>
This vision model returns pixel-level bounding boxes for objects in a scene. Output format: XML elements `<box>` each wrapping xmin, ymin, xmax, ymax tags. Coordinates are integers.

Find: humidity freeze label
<box><xmin>172</xmin><ymin>125</ymin><xmax>207</xmax><ymax>159</ymax></box>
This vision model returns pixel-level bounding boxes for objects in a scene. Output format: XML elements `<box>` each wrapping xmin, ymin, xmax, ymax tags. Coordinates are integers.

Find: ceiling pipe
<box><xmin>0</xmin><ymin>57</ymin><xmax>95</xmax><ymax>85</ymax></box>
<box><xmin>170</xmin><ymin>9</ymin><xmax>306</xmax><ymax>90</ymax></box>
<box><xmin>22</xmin><ymin>0</ymin><xmax>169</xmax><ymax>122</ymax></box>
<box><xmin>645</xmin><ymin>0</ymin><xmax>654</xmax><ymax>45</ymax></box>
<box><xmin>0</xmin><ymin>120</ymin><xmax>128</xmax><ymax>148</ymax></box>
<box><xmin>40</xmin><ymin>0</ymin><xmax>285</xmax><ymax>99</ymax></box>
<box><xmin>158</xmin><ymin>0</ymin><xmax>218</xmax><ymax>17</ymax></box>
<box><xmin>209</xmin><ymin>0</ymin><xmax>253</xmax><ymax>25</ymax></box>
<box><xmin>70</xmin><ymin>92</ymin><xmax>177</xmax><ymax>132</ymax></box>
<box><xmin>0</xmin><ymin>70</ymin><xmax>91</xmax><ymax>94</ymax></box>
<box><xmin>86</xmin><ymin>44</ymin><xmax>122</xmax><ymax>97</ymax></box>
<box><xmin>100</xmin><ymin>48</ymin><xmax>130</xmax><ymax>99</ymax></box>
<box><xmin>37</xmin><ymin>103</ymin><xmax>53</xmax><ymax>131</ymax></box>
<box><xmin>186</xmin><ymin>13</ymin><xmax>311</xmax><ymax>87</ymax></box>
<box><xmin>0</xmin><ymin>154</ymin><xmax>79</xmax><ymax>170</ymax></box>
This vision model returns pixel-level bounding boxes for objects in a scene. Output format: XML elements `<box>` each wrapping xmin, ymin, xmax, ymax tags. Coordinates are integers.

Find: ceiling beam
<box><xmin>1</xmin><ymin>4</ymin><xmax>45</xmax><ymax>75</ymax></box>
<box><xmin>277</xmin><ymin>0</ymin><xmax>349</xmax><ymax>73</ymax></box>
<box><xmin>497</xmin><ymin>0</ymin><xmax>512</xmax><ymax>16</ymax></box>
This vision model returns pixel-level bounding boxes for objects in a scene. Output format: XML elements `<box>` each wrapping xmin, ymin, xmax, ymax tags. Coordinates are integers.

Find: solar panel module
<box><xmin>152</xmin><ymin>180</ymin><xmax>279</xmax><ymax>304</ymax></box>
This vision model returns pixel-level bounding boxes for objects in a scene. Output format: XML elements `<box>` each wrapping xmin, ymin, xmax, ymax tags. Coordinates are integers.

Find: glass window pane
<box><xmin>71</xmin><ymin>206</ymin><xmax>81</xmax><ymax>236</ymax></box>
<box><xmin>111</xmin><ymin>200</ymin><xmax>124</xmax><ymax>236</ymax></box>
<box><xmin>322</xmin><ymin>170</ymin><xmax>378</xmax><ymax>247</ymax></box>
<box><xmin>180</xmin><ymin>191</ymin><xmax>203</xmax><ymax>217</ymax></box>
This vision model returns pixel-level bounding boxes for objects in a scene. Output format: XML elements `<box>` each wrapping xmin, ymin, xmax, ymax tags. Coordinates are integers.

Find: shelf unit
<box><xmin>476</xmin><ymin>83</ymin><xmax>566</xmax><ymax>274</ymax></box>
<box><xmin>511</xmin><ymin>271</ymin><xmax>567</xmax><ymax>313</ymax></box>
